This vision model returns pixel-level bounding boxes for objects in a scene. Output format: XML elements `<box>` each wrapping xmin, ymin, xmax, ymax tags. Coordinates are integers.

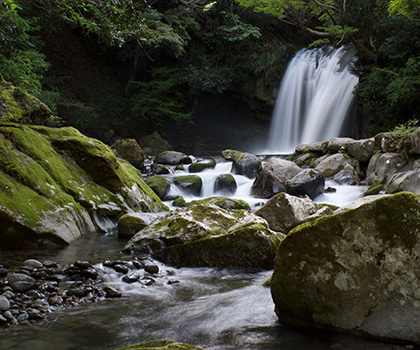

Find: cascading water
<box><xmin>267</xmin><ymin>46</ymin><xmax>359</xmax><ymax>154</ymax></box>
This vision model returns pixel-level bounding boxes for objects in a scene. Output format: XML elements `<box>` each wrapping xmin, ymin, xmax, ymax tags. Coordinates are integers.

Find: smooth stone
<box><xmin>0</xmin><ymin>296</ymin><xmax>10</xmax><ymax>311</ymax></box>
<box><xmin>23</xmin><ymin>259</ymin><xmax>43</xmax><ymax>268</ymax></box>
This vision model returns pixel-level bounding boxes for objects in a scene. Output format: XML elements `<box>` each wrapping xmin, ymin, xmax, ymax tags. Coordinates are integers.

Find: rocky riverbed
<box><xmin>0</xmin><ymin>256</ymin><xmax>164</xmax><ymax>327</ymax></box>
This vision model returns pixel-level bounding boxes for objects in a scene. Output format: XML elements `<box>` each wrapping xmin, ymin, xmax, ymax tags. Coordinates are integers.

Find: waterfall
<box><xmin>267</xmin><ymin>46</ymin><xmax>359</xmax><ymax>154</ymax></box>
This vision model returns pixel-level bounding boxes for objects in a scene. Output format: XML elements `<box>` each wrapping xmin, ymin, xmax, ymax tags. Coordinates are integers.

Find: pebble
<box><xmin>0</xmin><ymin>295</ymin><xmax>10</xmax><ymax>311</ymax></box>
<box><xmin>0</xmin><ymin>256</ymin><xmax>166</xmax><ymax>328</ymax></box>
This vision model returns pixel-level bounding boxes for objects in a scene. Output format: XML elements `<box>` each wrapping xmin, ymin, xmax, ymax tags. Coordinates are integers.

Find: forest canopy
<box><xmin>1</xmin><ymin>0</ymin><xmax>420</xmax><ymax>147</ymax></box>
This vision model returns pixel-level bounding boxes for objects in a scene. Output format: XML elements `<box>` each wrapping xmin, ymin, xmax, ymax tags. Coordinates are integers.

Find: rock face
<box><xmin>222</xmin><ymin>149</ymin><xmax>262</xmax><ymax>178</ymax></box>
<box><xmin>271</xmin><ymin>192</ymin><xmax>420</xmax><ymax>344</ymax></box>
<box><xmin>0</xmin><ymin>122</ymin><xmax>168</xmax><ymax>248</ymax></box>
<box><xmin>252</xmin><ymin>157</ymin><xmax>302</xmax><ymax>198</ymax></box>
<box><xmin>125</xmin><ymin>204</ymin><xmax>284</xmax><ymax>268</ymax></box>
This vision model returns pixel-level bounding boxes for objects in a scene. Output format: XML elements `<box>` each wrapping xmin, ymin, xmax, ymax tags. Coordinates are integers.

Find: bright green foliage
<box><xmin>130</xmin><ymin>67</ymin><xmax>192</xmax><ymax>131</ymax></box>
<box><xmin>0</xmin><ymin>0</ymin><xmax>49</xmax><ymax>94</ymax></box>
<box><xmin>389</xmin><ymin>0</ymin><xmax>420</xmax><ymax>18</ymax></box>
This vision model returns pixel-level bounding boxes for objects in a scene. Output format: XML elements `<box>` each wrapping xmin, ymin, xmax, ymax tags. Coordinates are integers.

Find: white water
<box><xmin>266</xmin><ymin>46</ymin><xmax>359</xmax><ymax>154</ymax></box>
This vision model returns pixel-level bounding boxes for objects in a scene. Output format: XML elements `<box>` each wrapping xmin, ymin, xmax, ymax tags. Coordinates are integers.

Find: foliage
<box><xmin>389</xmin><ymin>0</ymin><xmax>420</xmax><ymax>18</ymax></box>
<box><xmin>391</xmin><ymin>118</ymin><xmax>419</xmax><ymax>156</ymax></box>
<box><xmin>130</xmin><ymin>66</ymin><xmax>192</xmax><ymax>131</ymax></box>
<box><xmin>0</xmin><ymin>0</ymin><xmax>48</xmax><ymax>94</ymax></box>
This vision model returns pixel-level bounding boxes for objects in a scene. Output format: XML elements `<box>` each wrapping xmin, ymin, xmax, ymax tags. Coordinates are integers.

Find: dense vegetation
<box><xmin>1</xmin><ymin>0</ymin><xmax>419</xmax><ymax>151</ymax></box>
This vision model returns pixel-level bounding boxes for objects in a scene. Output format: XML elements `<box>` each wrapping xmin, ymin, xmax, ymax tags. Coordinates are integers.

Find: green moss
<box><xmin>114</xmin><ymin>340</ymin><xmax>205</xmax><ymax>350</ymax></box>
<box><xmin>172</xmin><ymin>196</ymin><xmax>250</xmax><ymax>210</ymax></box>
<box><xmin>145</xmin><ymin>175</ymin><xmax>170</xmax><ymax>199</ymax></box>
<box><xmin>188</xmin><ymin>159</ymin><xmax>216</xmax><ymax>173</ymax></box>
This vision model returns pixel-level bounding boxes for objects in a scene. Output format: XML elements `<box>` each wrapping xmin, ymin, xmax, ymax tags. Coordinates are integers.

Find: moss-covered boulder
<box><xmin>173</xmin><ymin>175</ymin><xmax>202</xmax><ymax>196</ymax></box>
<box><xmin>172</xmin><ymin>196</ymin><xmax>250</xmax><ymax>210</ymax></box>
<box><xmin>139</xmin><ymin>133</ymin><xmax>172</xmax><ymax>156</ymax></box>
<box><xmin>285</xmin><ymin>168</ymin><xmax>324</xmax><ymax>199</ymax></box>
<box><xmin>214</xmin><ymin>174</ymin><xmax>237</xmax><ymax>195</ymax></box>
<box><xmin>112</xmin><ymin>138</ymin><xmax>145</xmax><ymax>170</ymax></box>
<box><xmin>188</xmin><ymin>158</ymin><xmax>216</xmax><ymax>173</ymax></box>
<box><xmin>0</xmin><ymin>80</ymin><xmax>52</xmax><ymax>125</ymax></box>
<box><xmin>0</xmin><ymin>122</ymin><xmax>168</xmax><ymax>248</ymax></box>
<box><xmin>125</xmin><ymin>204</ymin><xmax>284</xmax><ymax>268</ymax></box>
<box><xmin>222</xmin><ymin>149</ymin><xmax>261</xmax><ymax>178</ymax></box>
<box><xmin>115</xmin><ymin>340</ymin><xmax>205</xmax><ymax>350</ymax></box>
<box><xmin>145</xmin><ymin>175</ymin><xmax>171</xmax><ymax>200</ymax></box>
<box><xmin>271</xmin><ymin>192</ymin><xmax>420</xmax><ymax>344</ymax></box>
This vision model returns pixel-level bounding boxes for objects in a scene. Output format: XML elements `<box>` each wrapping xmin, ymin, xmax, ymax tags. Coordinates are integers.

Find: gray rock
<box><xmin>315</xmin><ymin>153</ymin><xmax>353</xmax><ymax>178</ymax></box>
<box><xmin>295</xmin><ymin>140</ymin><xmax>328</xmax><ymax>154</ymax></box>
<box><xmin>327</xmin><ymin>137</ymin><xmax>355</xmax><ymax>153</ymax></box>
<box><xmin>118</xmin><ymin>212</ymin><xmax>168</xmax><ymax>239</ymax></box>
<box><xmin>252</xmin><ymin>157</ymin><xmax>302</xmax><ymax>198</ymax></box>
<box><xmin>28</xmin><ymin>309</ymin><xmax>44</xmax><ymax>320</ymax></box>
<box><xmin>366</xmin><ymin>153</ymin><xmax>406</xmax><ymax>185</ymax></box>
<box><xmin>125</xmin><ymin>203</ymin><xmax>284</xmax><ymax>268</ymax></box>
<box><xmin>23</xmin><ymin>259</ymin><xmax>43</xmax><ymax>268</ymax></box>
<box><xmin>173</xmin><ymin>175</ymin><xmax>203</xmax><ymax>196</ymax></box>
<box><xmin>96</xmin><ymin>203</ymin><xmax>122</xmax><ymax>217</ymax></box>
<box><xmin>6</xmin><ymin>273</ymin><xmax>35</xmax><ymax>292</ymax></box>
<box><xmin>0</xmin><ymin>314</ymin><xmax>7</xmax><ymax>323</ymax></box>
<box><xmin>16</xmin><ymin>312</ymin><xmax>29</xmax><ymax>322</ymax></box>
<box><xmin>286</xmin><ymin>168</ymin><xmax>325</xmax><ymax>199</ymax></box>
<box><xmin>222</xmin><ymin>149</ymin><xmax>262</xmax><ymax>178</ymax></box>
<box><xmin>104</xmin><ymin>286</ymin><xmax>122</xmax><ymax>298</ymax></box>
<box><xmin>271</xmin><ymin>192</ymin><xmax>420</xmax><ymax>344</ymax></box>
<box><xmin>156</xmin><ymin>151</ymin><xmax>192</xmax><ymax>165</ymax></box>
<box><xmin>0</xmin><ymin>296</ymin><xmax>10</xmax><ymax>311</ymax></box>
<box><xmin>255</xmin><ymin>192</ymin><xmax>322</xmax><ymax>233</ymax></box>
<box><xmin>112</xmin><ymin>138</ymin><xmax>145</xmax><ymax>170</ymax></box>
<box><xmin>347</xmin><ymin>138</ymin><xmax>376</xmax><ymax>162</ymax></box>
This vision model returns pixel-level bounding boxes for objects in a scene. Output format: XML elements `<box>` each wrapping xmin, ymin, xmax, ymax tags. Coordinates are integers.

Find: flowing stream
<box><xmin>266</xmin><ymin>46</ymin><xmax>358</xmax><ymax>154</ymax></box>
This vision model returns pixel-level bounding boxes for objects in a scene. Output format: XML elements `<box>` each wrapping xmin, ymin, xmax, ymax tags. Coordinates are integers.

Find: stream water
<box><xmin>0</xmin><ymin>156</ymin><xmax>406</xmax><ymax>350</ymax></box>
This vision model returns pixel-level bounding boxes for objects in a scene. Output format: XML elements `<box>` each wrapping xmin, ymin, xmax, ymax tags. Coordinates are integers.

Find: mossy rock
<box><xmin>173</xmin><ymin>175</ymin><xmax>202</xmax><ymax>196</ymax></box>
<box><xmin>172</xmin><ymin>196</ymin><xmax>250</xmax><ymax>210</ymax></box>
<box><xmin>271</xmin><ymin>192</ymin><xmax>420</xmax><ymax>344</ymax></box>
<box><xmin>115</xmin><ymin>340</ymin><xmax>205</xmax><ymax>350</ymax></box>
<box><xmin>139</xmin><ymin>133</ymin><xmax>172</xmax><ymax>156</ymax></box>
<box><xmin>125</xmin><ymin>203</ymin><xmax>284</xmax><ymax>268</ymax></box>
<box><xmin>222</xmin><ymin>149</ymin><xmax>261</xmax><ymax>178</ymax></box>
<box><xmin>214</xmin><ymin>174</ymin><xmax>237</xmax><ymax>195</ymax></box>
<box><xmin>188</xmin><ymin>158</ymin><xmax>216</xmax><ymax>173</ymax></box>
<box><xmin>0</xmin><ymin>80</ymin><xmax>52</xmax><ymax>125</ymax></box>
<box><xmin>0</xmin><ymin>122</ymin><xmax>167</xmax><ymax>248</ymax></box>
<box><xmin>113</xmin><ymin>138</ymin><xmax>145</xmax><ymax>170</ymax></box>
<box><xmin>145</xmin><ymin>175</ymin><xmax>171</xmax><ymax>200</ymax></box>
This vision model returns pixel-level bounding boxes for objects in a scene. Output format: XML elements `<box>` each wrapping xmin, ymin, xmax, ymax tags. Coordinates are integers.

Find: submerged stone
<box><xmin>114</xmin><ymin>340</ymin><xmax>206</xmax><ymax>350</ymax></box>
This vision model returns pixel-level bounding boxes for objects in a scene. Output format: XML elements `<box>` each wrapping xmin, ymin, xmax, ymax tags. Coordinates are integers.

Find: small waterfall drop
<box><xmin>267</xmin><ymin>46</ymin><xmax>358</xmax><ymax>154</ymax></box>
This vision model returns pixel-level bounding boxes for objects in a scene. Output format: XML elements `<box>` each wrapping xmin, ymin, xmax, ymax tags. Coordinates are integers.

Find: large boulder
<box><xmin>188</xmin><ymin>158</ymin><xmax>216</xmax><ymax>173</ymax></box>
<box><xmin>214</xmin><ymin>174</ymin><xmax>237</xmax><ymax>195</ymax></box>
<box><xmin>327</xmin><ymin>137</ymin><xmax>355</xmax><ymax>153</ymax></box>
<box><xmin>315</xmin><ymin>153</ymin><xmax>358</xmax><ymax>184</ymax></box>
<box><xmin>173</xmin><ymin>175</ymin><xmax>203</xmax><ymax>196</ymax></box>
<box><xmin>347</xmin><ymin>138</ymin><xmax>376</xmax><ymax>162</ymax></box>
<box><xmin>271</xmin><ymin>192</ymin><xmax>420</xmax><ymax>344</ymax></box>
<box><xmin>255</xmin><ymin>192</ymin><xmax>330</xmax><ymax>233</ymax></box>
<box><xmin>222</xmin><ymin>149</ymin><xmax>261</xmax><ymax>178</ymax></box>
<box><xmin>365</xmin><ymin>153</ymin><xmax>406</xmax><ymax>185</ymax></box>
<box><xmin>173</xmin><ymin>196</ymin><xmax>250</xmax><ymax>211</ymax></box>
<box><xmin>112</xmin><ymin>138</ymin><xmax>145</xmax><ymax>170</ymax></box>
<box><xmin>295</xmin><ymin>141</ymin><xmax>328</xmax><ymax>154</ymax></box>
<box><xmin>125</xmin><ymin>204</ymin><xmax>284</xmax><ymax>268</ymax></box>
<box><xmin>0</xmin><ymin>123</ymin><xmax>168</xmax><ymax>248</ymax></box>
<box><xmin>252</xmin><ymin>157</ymin><xmax>302</xmax><ymax>198</ymax></box>
<box><xmin>285</xmin><ymin>168</ymin><xmax>325</xmax><ymax>199</ymax></box>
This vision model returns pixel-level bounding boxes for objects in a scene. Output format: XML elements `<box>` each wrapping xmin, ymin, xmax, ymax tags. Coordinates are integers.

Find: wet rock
<box><xmin>74</xmin><ymin>261</ymin><xmax>92</xmax><ymax>269</ymax></box>
<box><xmin>214</xmin><ymin>174</ymin><xmax>237</xmax><ymax>195</ymax></box>
<box><xmin>48</xmin><ymin>295</ymin><xmax>63</xmax><ymax>306</ymax></box>
<box><xmin>285</xmin><ymin>168</ymin><xmax>325</xmax><ymax>199</ymax></box>
<box><xmin>81</xmin><ymin>267</ymin><xmax>99</xmax><ymax>280</ymax></box>
<box><xmin>0</xmin><ymin>314</ymin><xmax>7</xmax><ymax>323</ymax></box>
<box><xmin>0</xmin><ymin>295</ymin><xmax>10</xmax><ymax>311</ymax></box>
<box><xmin>122</xmin><ymin>272</ymin><xmax>140</xmax><ymax>283</ymax></box>
<box><xmin>0</xmin><ymin>268</ymin><xmax>8</xmax><ymax>278</ymax></box>
<box><xmin>23</xmin><ymin>259</ymin><xmax>43</xmax><ymax>268</ymax></box>
<box><xmin>327</xmin><ymin>137</ymin><xmax>355</xmax><ymax>153</ymax></box>
<box><xmin>143</xmin><ymin>263</ymin><xmax>159</xmax><ymax>275</ymax></box>
<box><xmin>113</xmin><ymin>264</ymin><xmax>130</xmax><ymax>274</ymax></box>
<box><xmin>145</xmin><ymin>175</ymin><xmax>171</xmax><ymax>200</ymax></box>
<box><xmin>116</xmin><ymin>340</ymin><xmax>205</xmax><ymax>350</ymax></box>
<box><xmin>27</xmin><ymin>308</ymin><xmax>44</xmax><ymax>320</ymax></box>
<box><xmin>188</xmin><ymin>158</ymin><xmax>216</xmax><ymax>173</ymax></box>
<box><xmin>347</xmin><ymin>138</ymin><xmax>376</xmax><ymax>162</ymax></box>
<box><xmin>16</xmin><ymin>312</ymin><xmax>29</xmax><ymax>322</ymax></box>
<box><xmin>173</xmin><ymin>175</ymin><xmax>203</xmax><ymax>196</ymax></box>
<box><xmin>222</xmin><ymin>149</ymin><xmax>262</xmax><ymax>178</ymax></box>
<box><xmin>103</xmin><ymin>286</ymin><xmax>122</xmax><ymax>298</ymax></box>
<box><xmin>6</xmin><ymin>273</ymin><xmax>36</xmax><ymax>293</ymax></box>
